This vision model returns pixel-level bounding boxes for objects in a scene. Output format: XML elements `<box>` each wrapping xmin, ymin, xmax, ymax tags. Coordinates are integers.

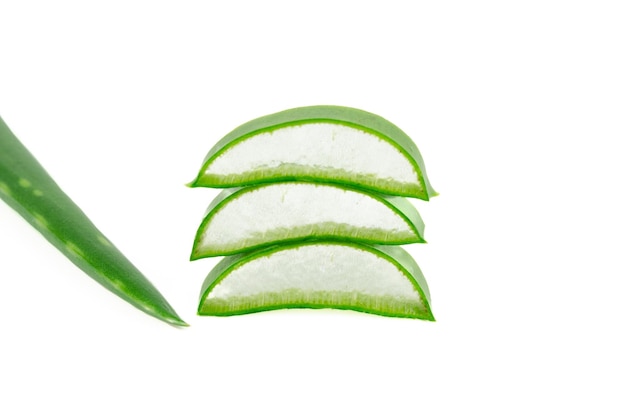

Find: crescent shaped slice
<box><xmin>191</xmin><ymin>182</ymin><xmax>425</xmax><ymax>259</ymax></box>
<box><xmin>190</xmin><ymin>106</ymin><xmax>437</xmax><ymax>199</ymax></box>
<box><xmin>198</xmin><ymin>241</ymin><xmax>434</xmax><ymax>320</ymax></box>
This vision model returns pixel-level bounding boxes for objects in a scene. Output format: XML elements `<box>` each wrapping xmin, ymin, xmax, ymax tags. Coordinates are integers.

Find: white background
<box><xmin>1</xmin><ymin>1</ymin><xmax>624</xmax><ymax>413</ymax></box>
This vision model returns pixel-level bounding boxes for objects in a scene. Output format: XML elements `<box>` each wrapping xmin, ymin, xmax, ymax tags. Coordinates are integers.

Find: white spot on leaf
<box><xmin>0</xmin><ymin>182</ymin><xmax>11</xmax><ymax>196</ymax></box>
<box><xmin>65</xmin><ymin>242</ymin><xmax>84</xmax><ymax>258</ymax></box>
<box><xmin>33</xmin><ymin>213</ymin><xmax>49</xmax><ymax>229</ymax></box>
<box><xmin>97</xmin><ymin>235</ymin><xmax>112</xmax><ymax>247</ymax></box>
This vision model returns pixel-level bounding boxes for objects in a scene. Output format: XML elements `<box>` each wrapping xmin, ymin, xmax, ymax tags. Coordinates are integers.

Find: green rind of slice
<box><xmin>191</xmin><ymin>181</ymin><xmax>426</xmax><ymax>259</ymax></box>
<box><xmin>198</xmin><ymin>241</ymin><xmax>435</xmax><ymax>321</ymax></box>
<box><xmin>190</xmin><ymin>105</ymin><xmax>437</xmax><ymax>200</ymax></box>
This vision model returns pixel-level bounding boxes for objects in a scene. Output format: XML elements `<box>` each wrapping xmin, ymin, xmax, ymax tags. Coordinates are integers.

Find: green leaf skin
<box><xmin>198</xmin><ymin>241</ymin><xmax>435</xmax><ymax>320</ymax></box>
<box><xmin>0</xmin><ymin>116</ymin><xmax>187</xmax><ymax>327</ymax></box>
<box><xmin>191</xmin><ymin>181</ymin><xmax>426</xmax><ymax>259</ymax></box>
<box><xmin>190</xmin><ymin>105</ymin><xmax>437</xmax><ymax>200</ymax></box>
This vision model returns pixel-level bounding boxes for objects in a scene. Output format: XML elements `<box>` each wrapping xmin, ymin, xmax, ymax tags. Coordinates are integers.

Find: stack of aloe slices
<box><xmin>189</xmin><ymin>106</ymin><xmax>436</xmax><ymax>320</ymax></box>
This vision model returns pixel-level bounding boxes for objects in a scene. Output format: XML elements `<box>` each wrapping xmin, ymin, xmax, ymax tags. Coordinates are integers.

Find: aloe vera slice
<box><xmin>198</xmin><ymin>241</ymin><xmax>434</xmax><ymax>320</ymax></box>
<box><xmin>190</xmin><ymin>106</ymin><xmax>437</xmax><ymax>200</ymax></box>
<box><xmin>0</xmin><ymin>116</ymin><xmax>186</xmax><ymax>326</ymax></box>
<box><xmin>192</xmin><ymin>181</ymin><xmax>425</xmax><ymax>258</ymax></box>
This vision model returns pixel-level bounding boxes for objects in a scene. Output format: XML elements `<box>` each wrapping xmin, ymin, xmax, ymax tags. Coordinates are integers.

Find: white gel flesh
<box><xmin>208</xmin><ymin>244</ymin><xmax>422</xmax><ymax>306</ymax></box>
<box><xmin>205</xmin><ymin>123</ymin><xmax>420</xmax><ymax>189</ymax></box>
<box><xmin>196</xmin><ymin>182</ymin><xmax>416</xmax><ymax>254</ymax></box>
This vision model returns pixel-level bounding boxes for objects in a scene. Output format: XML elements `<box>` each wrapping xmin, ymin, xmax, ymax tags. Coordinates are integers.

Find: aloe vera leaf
<box><xmin>191</xmin><ymin>181</ymin><xmax>426</xmax><ymax>258</ymax></box>
<box><xmin>198</xmin><ymin>241</ymin><xmax>434</xmax><ymax>320</ymax></box>
<box><xmin>0</xmin><ymin>116</ymin><xmax>187</xmax><ymax>327</ymax></box>
<box><xmin>190</xmin><ymin>105</ymin><xmax>437</xmax><ymax>200</ymax></box>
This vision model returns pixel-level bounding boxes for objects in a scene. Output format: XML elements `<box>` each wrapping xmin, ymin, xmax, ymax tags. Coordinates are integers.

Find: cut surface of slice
<box><xmin>190</xmin><ymin>106</ymin><xmax>437</xmax><ymax>199</ymax></box>
<box><xmin>191</xmin><ymin>182</ymin><xmax>425</xmax><ymax>258</ymax></box>
<box><xmin>198</xmin><ymin>242</ymin><xmax>434</xmax><ymax>320</ymax></box>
